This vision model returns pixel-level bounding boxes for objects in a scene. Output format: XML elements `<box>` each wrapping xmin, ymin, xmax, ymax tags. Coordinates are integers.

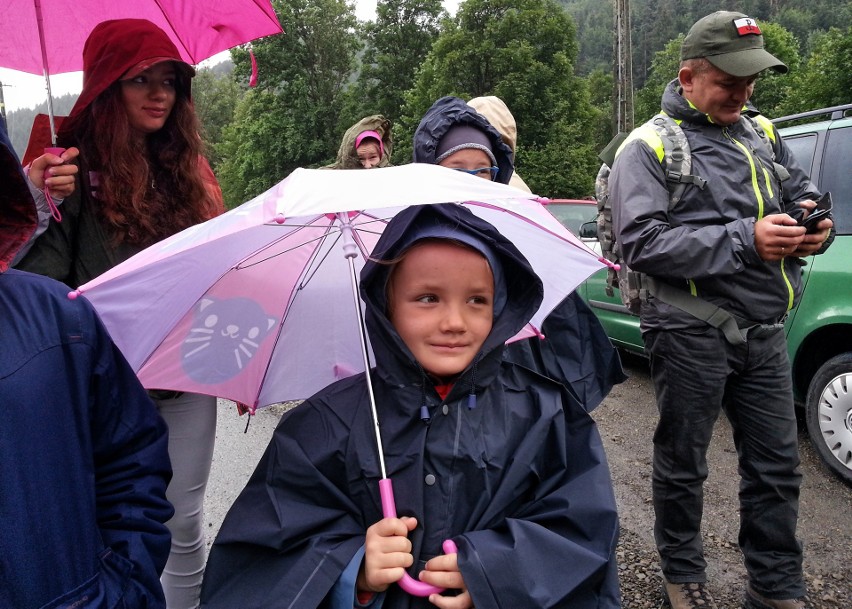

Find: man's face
<box><xmin>679</xmin><ymin>62</ymin><xmax>757</xmax><ymax>126</ymax></box>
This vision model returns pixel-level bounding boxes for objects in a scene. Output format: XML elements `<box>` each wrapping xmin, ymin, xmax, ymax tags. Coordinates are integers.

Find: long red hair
<box><xmin>60</xmin><ymin>80</ymin><xmax>220</xmax><ymax>247</ymax></box>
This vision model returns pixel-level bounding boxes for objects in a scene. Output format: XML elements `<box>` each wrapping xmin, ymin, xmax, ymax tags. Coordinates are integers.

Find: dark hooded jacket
<box><xmin>413</xmin><ymin>96</ymin><xmax>625</xmax><ymax>411</ymax></box>
<box><xmin>325</xmin><ymin>115</ymin><xmax>393</xmax><ymax>169</ymax></box>
<box><xmin>200</xmin><ymin>204</ymin><xmax>620</xmax><ymax>608</ymax></box>
<box><xmin>611</xmin><ymin>80</ymin><xmax>822</xmax><ymax>330</ymax></box>
<box><xmin>412</xmin><ymin>96</ymin><xmax>515</xmax><ymax>184</ymax></box>
<box><xmin>0</xmin><ymin>120</ymin><xmax>173</xmax><ymax>608</ymax></box>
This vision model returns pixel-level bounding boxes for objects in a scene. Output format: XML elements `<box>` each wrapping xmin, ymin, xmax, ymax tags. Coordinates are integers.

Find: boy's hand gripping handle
<box><xmin>378</xmin><ymin>478</ymin><xmax>459</xmax><ymax>597</ymax></box>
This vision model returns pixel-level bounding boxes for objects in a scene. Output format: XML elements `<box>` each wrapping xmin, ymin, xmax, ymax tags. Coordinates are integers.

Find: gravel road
<box><xmin>204</xmin><ymin>352</ymin><xmax>851</xmax><ymax>607</ymax></box>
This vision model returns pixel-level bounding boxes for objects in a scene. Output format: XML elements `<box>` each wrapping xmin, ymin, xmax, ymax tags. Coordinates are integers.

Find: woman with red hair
<box><xmin>17</xmin><ymin>19</ymin><xmax>225</xmax><ymax>609</ymax></box>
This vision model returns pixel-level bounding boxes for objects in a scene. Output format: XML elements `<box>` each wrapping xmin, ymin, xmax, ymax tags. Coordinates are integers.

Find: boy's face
<box><xmin>357</xmin><ymin>140</ymin><xmax>382</xmax><ymax>168</ymax></box>
<box><xmin>388</xmin><ymin>241</ymin><xmax>494</xmax><ymax>379</ymax></box>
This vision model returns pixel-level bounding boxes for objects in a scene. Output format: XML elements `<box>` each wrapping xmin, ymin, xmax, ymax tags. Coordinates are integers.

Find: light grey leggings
<box><xmin>155</xmin><ymin>393</ymin><xmax>217</xmax><ymax>609</ymax></box>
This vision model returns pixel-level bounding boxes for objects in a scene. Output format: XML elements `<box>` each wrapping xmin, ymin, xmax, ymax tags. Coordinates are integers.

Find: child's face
<box><xmin>357</xmin><ymin>140</ymin><xmax>382</xmax><ymax>168</ymax></box>
<box><xmin>388</xmin><ymin>241</ymin><xmax>494</xmax><ymax>379</ymax></box>
<box><xmin>437</xmin><ymin>148</ymin><xmax>494</xmax><ymax>180</ymax></box>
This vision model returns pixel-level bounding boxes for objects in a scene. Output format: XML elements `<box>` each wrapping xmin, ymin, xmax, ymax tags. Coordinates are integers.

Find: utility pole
<box><xmin>0</xmin><ymin>81</ymin><xmax>7</xmax><ymax>130</ymax></box>
<box><xmin>614</xmin><ymin>0</ymin><xmax>634</xmax><ymax>134</ymax></box>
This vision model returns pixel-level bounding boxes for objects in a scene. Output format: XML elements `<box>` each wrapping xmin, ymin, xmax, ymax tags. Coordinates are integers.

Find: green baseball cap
<box><xmin>681</xmin><ymin>11</ymin><xmax>787</xmax><ymax>77</ymax></box>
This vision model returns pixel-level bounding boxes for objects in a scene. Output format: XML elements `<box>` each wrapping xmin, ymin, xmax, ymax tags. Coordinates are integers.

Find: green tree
<box><xmin>216</xmin><ymin>0</ymin><xmax>361</xmax><ymax>205</ymax></box>
<box><xmin>355</xmin><ymin>0</ymin><xmax>446</xmax><ymax>122</ymax></box>
<box><xmin>395</xmin><ymin>0</ymin><xmax>600</xmax><ymax>197</ymax></box>
<box><xmin>633</xmin><ymin>35</ymin><xmax>682</xmax><ymax>123</ymax></box>
<box><xmin>778</xmin><ymin>27</ymin><xmax>852</xmax><ymax>114</ymax></box>
<box><xmin>749</xmin><ymin>23</ymin><xmax>802</xmax><ymax>116</ymax></box>
<box><xmin>192</xmin><ymin>65</ymin><xmax>242</xmax><ymax>172</ymax></box>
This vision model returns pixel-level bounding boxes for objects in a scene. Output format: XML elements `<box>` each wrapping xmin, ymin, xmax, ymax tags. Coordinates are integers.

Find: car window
<box><xmin>819</xmin><ymin>125</ymin><xmax>851</xmax><ymax>236</ymax></box>
<box><xmin>548</xmin><ymin>204</ymin><xmax>597</xmax><ymax>235</ymax></box>
<box><xmin>782</xmin><ymin>132</ymin><xmax>818</xmax><ymax>175</ymax></box>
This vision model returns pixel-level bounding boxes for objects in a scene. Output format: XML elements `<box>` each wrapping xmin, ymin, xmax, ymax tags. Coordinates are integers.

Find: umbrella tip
<box><xmin>68</xmin><ymin>289</ymin><xmax>81</xmax><ymax>300</ymax></box>
<box><xmin>274</xmin><ymin>214</ymin><xmax>286</xmax><ymax>224</ymax></box>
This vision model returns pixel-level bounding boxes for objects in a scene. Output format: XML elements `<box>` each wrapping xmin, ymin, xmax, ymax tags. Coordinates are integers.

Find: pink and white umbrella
<box><xmin>75</xmin><ymin>163</ymin><xmax>611</xmax><ymax>597</ymax></box>
<box><xmin>74</xmin><ymin>164</ymin><xmax>608</xmax><ymax>414</ymax></box>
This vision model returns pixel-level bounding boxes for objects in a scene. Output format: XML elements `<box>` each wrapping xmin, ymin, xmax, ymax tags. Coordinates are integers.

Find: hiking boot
<box><xmin>743</xmin><ymin>585</ymin><xmax>808</xmax><ymax>609</ymax></box>
<box><xmin>662</xmin><ymin>579</ymin><xmax>718</xmax><ymax>609</ymax></box>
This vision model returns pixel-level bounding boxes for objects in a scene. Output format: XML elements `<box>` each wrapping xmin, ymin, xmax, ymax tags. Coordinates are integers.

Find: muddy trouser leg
<box><xmin>155</xmin><ymin>393</ymin><xmax>218</xmax><ymax>609</ymax></box>
<box><xmin>721</xmin><ymin>328</ymin><xmax>804</xmax><ymax>599</ymax></box>
<box><xmin>645</xmin><ymin>327</ymin><xmax>728</xmax><ymax>583</ymax></box>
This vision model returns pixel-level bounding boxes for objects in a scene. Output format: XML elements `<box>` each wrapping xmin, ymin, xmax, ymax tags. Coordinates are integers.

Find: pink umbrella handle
<box><xmin>378</xmin><ymin>478</ymin><xmax>459</xmax><ymax>597</ymax></box>
<box><xmin>42</xmin><ymin>147</ymin><xmax>66</xmax><ymax>222</ymax></box>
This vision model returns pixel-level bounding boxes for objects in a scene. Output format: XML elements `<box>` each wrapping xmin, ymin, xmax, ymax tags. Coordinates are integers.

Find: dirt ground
<box><xmin>205</xmin><ymin>351</ymin><xmax>852</xmax><ymax>608</ymax></box>
<box><xmin>597</xmin><ymin>352</ymin><xmax>852</xmax><ymax>608</ymax></box>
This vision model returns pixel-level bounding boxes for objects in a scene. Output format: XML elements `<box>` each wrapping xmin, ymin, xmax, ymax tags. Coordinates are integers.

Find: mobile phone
<box><xmin>799</xmin><ymin>192</ymin><xmax>832</xmax><ymax>233</ymax></box>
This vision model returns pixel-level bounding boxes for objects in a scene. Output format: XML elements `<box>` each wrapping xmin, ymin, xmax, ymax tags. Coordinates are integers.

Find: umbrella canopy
<box><xmin>74</xmin><ymin>164</ymin><xmax>607</xmax><ymax>413</ymax></box>
<box><xmin>0</xmin><ymin>0</ymin><xmax>282</xmax><ymax>76</ymax></box>
<box><xmin>0</xmin><ymin>0</ymin><xmax>282</xmax><ymax>143</ymax></box>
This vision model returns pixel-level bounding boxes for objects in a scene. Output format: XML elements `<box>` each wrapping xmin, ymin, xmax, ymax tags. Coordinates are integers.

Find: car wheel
<box><xmin>806</xmin><ymin>352</ymin><xmax>852</xmax><ymax>485</ymax></box>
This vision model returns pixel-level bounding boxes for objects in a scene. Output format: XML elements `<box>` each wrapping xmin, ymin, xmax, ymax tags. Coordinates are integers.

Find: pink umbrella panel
<box><xmin>2</xmin><ymin>0</ymin><xmax>282</xmax><ymax>76</ymax></box>
<box><xmin>74</xmin><ymin>164</ymin><xmax>609</xmax><ymax>414</ymax></box>
<box><xmin>1</xmin><ymin>0</ymin><xmax>282</xmax><ymax>142</ymax></box>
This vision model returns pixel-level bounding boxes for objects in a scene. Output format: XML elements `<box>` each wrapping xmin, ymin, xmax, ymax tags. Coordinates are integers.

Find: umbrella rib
<box><xmin>152</xmin><ymin>0</ymin><xmax>196</xmax><ymax>61</ymax></box>
<box><xmin>245</xmin><ymin>221</ymin><xmax>339</xmax><ymax>410</ymax></box>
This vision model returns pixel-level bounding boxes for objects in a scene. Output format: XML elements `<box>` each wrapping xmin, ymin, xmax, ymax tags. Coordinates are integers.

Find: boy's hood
<box><xmin>360</xmin><ymin>203</ymin><xmax>542</xmax><ymax>388</ymax></box>
<box><xmin>0</xmin><ymin>122</ymin><xmax>36</xmax><ymax>273</ymax></box>
<box><xmin>412</xmin><ymin>96</ymin><xmax>514</xmax><ymax>185</ymax></box>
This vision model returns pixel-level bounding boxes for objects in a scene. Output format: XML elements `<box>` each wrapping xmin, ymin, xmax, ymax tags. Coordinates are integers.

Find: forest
<box><xmin>5</xmin><ymin>0</ymin><xmax>850</xmax><ymax>204</ymax></box>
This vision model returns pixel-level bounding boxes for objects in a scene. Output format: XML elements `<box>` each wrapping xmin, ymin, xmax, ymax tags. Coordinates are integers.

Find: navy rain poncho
<box><xmin>200</xmin><ymin>203</ymin><xmax>620</xmax><ymax>608</ymax></box>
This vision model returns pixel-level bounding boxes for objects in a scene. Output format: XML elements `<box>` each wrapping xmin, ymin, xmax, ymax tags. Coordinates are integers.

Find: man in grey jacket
<box><xmin>610</xmin><ymin>11</ymin><xmax>832</xmax><ymax>609</ymax></box>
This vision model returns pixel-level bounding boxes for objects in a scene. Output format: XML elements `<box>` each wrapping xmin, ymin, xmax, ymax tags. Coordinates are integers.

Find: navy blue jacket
<box><xmin>201</xmin><ymin>204</ymin><xmax>620</xmax><ymax>608</ymax></box>
<box><xmin>0</xmin><ymin>269</ymin><xmax>173</xmax><ymax>608</ymax></box>
<box><xmin>0</xmin><ymin>117</ymin><xmax>172</xmax><ymax>608</ymax></box>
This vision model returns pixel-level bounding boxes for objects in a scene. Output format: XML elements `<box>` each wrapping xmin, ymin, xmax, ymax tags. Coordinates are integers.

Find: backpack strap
<box><xmin>651</xmin><ymin>114</ymin><xmax>707</xmax><ymax>207</ymax></box>
<box><xmin>647</xmin><ymin>278</ymin><xmax>746</xmax><ymax>345</ymax></box>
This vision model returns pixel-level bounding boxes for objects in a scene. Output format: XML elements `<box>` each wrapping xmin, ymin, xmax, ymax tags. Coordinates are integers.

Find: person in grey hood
<box><xmin>200</xmin><ymin>203</ymin><xmax>620</xmax><ymax>608</ymax></box>
<box><xmin>610</xmin><ymin>11</ymin><xmax>832</xmax><ymax>609</ymax></box>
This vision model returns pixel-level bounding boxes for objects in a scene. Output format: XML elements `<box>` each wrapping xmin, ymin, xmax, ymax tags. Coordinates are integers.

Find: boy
<box><xmin>200</xmin><ymin>203</ymin><xmax>619</xmax><ymax>608</ymax></box>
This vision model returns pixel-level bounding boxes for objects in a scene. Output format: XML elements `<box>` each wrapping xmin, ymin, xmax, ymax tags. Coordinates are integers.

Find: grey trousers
<box><xmin>644</xmin><ymin>325</ymin><xmax>804</xmax><ymax>599</ymax></box>
<box><xmin>155</xmin><ymin>393</ymin><xmax>217</xmax><ymax>609</ymax></box>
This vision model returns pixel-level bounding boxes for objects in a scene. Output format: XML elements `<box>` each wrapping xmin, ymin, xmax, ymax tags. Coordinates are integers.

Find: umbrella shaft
<box><xmin>347</xmin><ymin>252</ymin><xmax>387</xmax><ymax>479</ymax></box>
<box><xmin>34</xmin><ymin>0</ymin><xmax>58</xmax><ymax>144</ymax></box>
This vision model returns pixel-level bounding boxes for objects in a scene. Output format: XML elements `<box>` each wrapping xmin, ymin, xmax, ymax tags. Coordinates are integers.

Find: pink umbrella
<box><xmin>73</xmin><ymin>163</ymin><xmax>611</xmax><ymax>597</ymax></box>
<box><xmin>0</xmin><ymin>0</ymin><xmax>282</xmax><ymax>140</ymax></box>
<box><xmin>73</xmin><ymin>164</ymin><xmax>608</xmax><ymax>413</ymax></box>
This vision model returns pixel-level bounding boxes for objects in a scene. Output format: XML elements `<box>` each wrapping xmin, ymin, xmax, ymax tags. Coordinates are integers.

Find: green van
<box><xmin>572</xmin><ymin>104</ymin><xmax>852</xmax><ymax>484</ymax></box>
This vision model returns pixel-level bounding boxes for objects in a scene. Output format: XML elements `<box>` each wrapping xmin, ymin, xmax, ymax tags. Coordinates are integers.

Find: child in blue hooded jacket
<box><xmin>201</xmin><ymin>202</ymin><xmax>619</xmax><ymax>609</ymax></box>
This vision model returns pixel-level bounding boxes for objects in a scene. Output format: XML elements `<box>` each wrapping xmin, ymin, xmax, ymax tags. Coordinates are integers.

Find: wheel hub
<box><xmin>818</xmin><ymin>372</ymin><xmax>852</xmax><ymax>470</ymax></box>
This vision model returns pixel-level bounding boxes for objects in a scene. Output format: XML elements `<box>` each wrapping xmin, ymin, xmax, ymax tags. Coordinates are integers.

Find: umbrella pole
<box><xmin>340</xmin><ymin>216</ymin><xmax>388</xmax><ymax>480</ymax></box>
<box><xmin>34</xmin><ymin>0</ymin><xmax>58</xmax><ymax>145</ymax></box>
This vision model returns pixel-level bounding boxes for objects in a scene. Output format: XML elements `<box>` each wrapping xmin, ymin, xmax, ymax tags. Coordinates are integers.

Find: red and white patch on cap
<box><xmin>734</xmin><ymin>17</ymin><xmax>762</xmax><ymax>36</ymax></box>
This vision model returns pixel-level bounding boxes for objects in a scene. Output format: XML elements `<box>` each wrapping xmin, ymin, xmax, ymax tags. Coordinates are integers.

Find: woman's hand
<box><xmin>28</xmin><ymin>147</ymin><xmax>79</xmax><ymax>196</ymax></box>
<box><xmin>357</xmin><ymin>516</ymin><xmax>418</xmax><ymax>593</ymax></box>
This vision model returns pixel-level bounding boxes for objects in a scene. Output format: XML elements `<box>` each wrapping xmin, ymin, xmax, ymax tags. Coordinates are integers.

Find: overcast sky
<box><xmin>0</xmin><ymin>0</ymin><xmax>460</xmax><ymax>114</ymax></box>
